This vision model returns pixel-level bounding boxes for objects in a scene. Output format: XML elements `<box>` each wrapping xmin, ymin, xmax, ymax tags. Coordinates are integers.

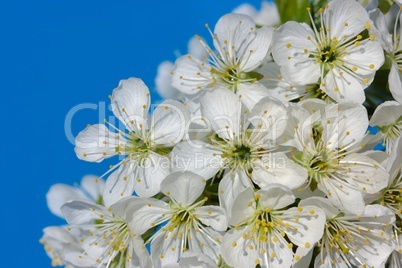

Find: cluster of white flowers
<box><xmin>41</xmin><ymin>0</ymin><xmax>402</xmax><ymax>267</ymax></box>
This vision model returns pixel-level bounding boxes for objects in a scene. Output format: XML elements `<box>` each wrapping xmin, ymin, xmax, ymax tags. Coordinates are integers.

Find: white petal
<box><xmin>368</xmin><ymin>8</ymin><xmax>393</xmax><ymax>52</ymax></box>
<box><xmin>213</xmin><ymin>14</ymin><xmax>271</xmax><ymax>72</ymax></box>
<box><xmin>46</xmin><ymin>184</ymin><xmax>87</xmax><ymax>218</ymax></box>
<box><xmin>321</xmin><ymin>102</ymin><xmax>368</xmax><ymax>150</ymax></box>
<box><xmin>150</xmin><ymin>229</ymin><xmax>182</xmax><ymax>267</ymax></box>
<box><xmin>194</xmin><ymin>206</ymin><xmax>228</xmax><ymax>232</ymax></box>
<box><xmin>74</xmin><ymin>124</ymin><xmax>123</xmax><ymax>162</ymax></box>
<box><xmin>299</xmin><ymin>197</ymin><xmax>340</xmax><ymax>219</ymax></box>
<box><xmin>254</xmin><ymin>2</ymin><xmax>280</xmax><ymax>27</ymax></box>
<box><xmin>370</xmin><ymin>100</ymin><xmax>402</xmax><ymax>127</ymax></box>
<box><xmin>221</xmin><ymin>227</ymin><xmax>259</xmax><ymax>268</ymax></box>
<box><xmin>214</xmin><ymin>13</ymin><xmax>255</xmax><ymax>52</ymax></box>
<box><xmin>238</xmin><ymin>26</ymin><xmax>274</xmax><ymax>72</ymax></box>
<box><xmin>150</xmin><ymin>100</ymin><xmax>190</xmax><ymax>146</ymax></box>
<box><xmin>219</xmin><ymin>169</ymin><xmax>253</xmax><ymax>214</ymax></box>
<box><xmin>111</xmin><ymin>78</ymin><xmax>150</xmax><ymax>132</ymax></box>
<box><xmin>134</xmin><ymin>154</ymin><xmax>170</xmax><ymax>198</ymax></box>
<box><xmin>109</xmin><ymin>196</ymin><xmax>138</xmax><ymax>219</ymax></box>
<box><xmin>232</xmin><ymin>3</ymin><xmax>257</xmax><ymax>18</ymax></box>
<box><xmin>129</xmin><ymin>237</ymin><xmax>153</xmax><ymax>268</ymax></box>
<box><xmin>339</xmin><ymin>153</ymin><xmax>389</xmax><ymax>194</ymax></box>
<box><xmin>280</xmin><ymin>58</ymin><xmax>320</xmax><ymax>86</ymax></box>
<box><xmin>258</xmin><ymin>62</ymin><xmax>306</xmax><ymax>102</ymax></box>
<box><xmin>346</xmin><ymin>205</ymin><xmax>395</xmax><ymax>267</ymax></box>
<box><xmin>103</xmin><ymin>164</ymin><xmax>136</xmax><ymax>207</ymax></box>
<box><xmin>280</xmin><ymin>103</ymin><xmax>312</xmax><ymax>150</ymax></box>
<box><xmin>281</xmin><ymin>206</ymin><xmax>326</xmax><ymax>247</ymax></box>
<box><xmin>324</xmin><ymin>0</ymin><xmax>368</xmax><ymax>41</ymax></box>
<box><xmin>61</xmin><ymin>200</ymin><xmax>109</xmax><ymax>225</ymax></box>
<box><xmin>343</xmin><ymin>40</ymin><xmax>384</xmax><ymax>76</ymax></box>
<box><xmin>187</xmin><ymin>227</ymin><xmax>222</xmax><ymax>263</ymax></box>
<box><xmin>252</xmin><ymin>153</ymin><xmax>307</xmax><ymax>190</ymax></box>
<box><xmin>126</xmin><ymin>198</ymin><xmax>170</xmax><ymax>235</ymax></box>
<box><xmin>292</xmin><ymin>246</ymin><xmax>314</xmax><ymax>268</ymax></box>
<box><xmin>256</xmin><ymin>185</ymin><xmax>295</xmax><ymax>210</ymax></box>
<box><xmin>323</xmin><ymin>68</ymin><xmax>366</xmax><ymax>103</ymax></box>
<box><xmin>171</xmin><ymin>55</ymin><xmax>212</xmax><ymax>95</ymax></box>
<box><xmin>229</xmin><ymin>187</ymin><xmax>255</xmax><ymax>226</ymax></box>
<box><xmin>236</xmin><ymin>82</ymin><xmax>270</xmax><ymax>110</ymax></box>
<box><xmin>64</xmin><ymin>250</ymin><xmax>99</xmax><ymax>268</ymax></box>
<box><xmin>314</xmin><ymin>251</ymin><xmax>343</xmax><ymax>268</ymax></box>
<box><xmin>389</xmin><ymin>63</ymin><xmax>402</xmax><ymax>104</ymax></box>
<box><xmin>170</xmin><ymin>140</ymin><xmax>224</xmax><ymax>179</ymax></box>
<box><xmin>161</xmin><ymin>171</ymin><xmax>206</xmax><ymax>207</ymax></box>
<box><xmin>177</xmin><ymin>251</ymin><xmax>217</xmax><ymax>268</ymax></box>
<box><xmin>386</xmin><ymin>136</ymin><xmax>402</xmax><ymax>177</ymax></box>
<box><xmin>247</xmin><ymin>97</ymin><xmax>288</xmax><ymax>144</ymax></box>
<box><xmin>156</xmin><ymin>61</ymin><xmax>180</xmax><ymax>99</ymax></box>
<box><xmin>200</xmin><ymin>88</ymin><xmax>242</xmax><ymax>140</ymax></box>
<box><xmin>80</xmin><ymin>175</ymin><xmax>105</xmax><ymax>202</ymax></box>
<box><xmin>318</xmin><ymin>177</ymin><xmax>365</xmax><ymax>215</ymax></box>
<box><xmin>222</xmin><ymin>227</ymin><xmax>293</xmax><ymax>268</ymax></box>
<box><xmin>256</xmin><ymin>233</ymin><xmax>293</xmax><ymax>268</ymax></box>
<box><xmin>272</xmin><ymin>21</ymin><xmax>317</xmax><ymax>67</ymax></box>
<box><xmin>188</xmin><ymin>36</ymin><xmax>208</xmax><ymax>60</ymax></box>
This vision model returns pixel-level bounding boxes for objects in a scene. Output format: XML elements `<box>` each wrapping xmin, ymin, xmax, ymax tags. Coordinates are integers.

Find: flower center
<box><xmin>116</xmin><ymin>133</ymin><xmax>173</xmax><ymax>163</ymax></box>
<box><xmin>318</xmin><ymin>43</ymin><xmax>339</xmax><ymax>64</ymax></box>
<box><xmin>222</xmin><ymin>142</ymin><xmax>257</xmax><ymax>171</ymax></box>
<box><xmin>248</xmin><ymin>208</ymin><xmax>279</xmax><ymax>242</ymax></box>
<box><xmin>211</xmin><ymin>67</ymin><xmax>263</xmax><ymax>91</ymax></box>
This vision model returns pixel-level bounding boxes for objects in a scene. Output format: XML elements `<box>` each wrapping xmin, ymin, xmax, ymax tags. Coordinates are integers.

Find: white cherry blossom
<box><xmin>74</xmin><ymin>78</ymin><xmax>189</xmax><ymax>205</ymax></box>
<box><xmin>46</xmin><ymin>175</ymin><xmax>105</xmax><ymax>218</ymax></box>
<box><xmin>272</xmin><ymin>0</ymin><xmax>384</xmax><ymax>103</ymax></box>
<box><xmin>290</xmin><ymin>99</ymin><xmax>388</xmax><ymax>215</ymax></box>
<box><xmin>171</xmin><ymin>88</ymin><xmax>307</xmax><ymax>213</ymax></box>
<box><xmin>232</xmin><ymin>1</ymin><xmax>280</xmax><ymax>27</ymax></box>
<box><xmin>300</xmin><ymin>197</ymin><xmax>395</xmax><ymax>268</ymax></box>
<box><xmin>40</xmin><ymin>226</ymin><xmax>87</xmax><ymax>268</ymax></box>
<box><xmin>127</xmin><ymin>172</ymin><xmax>227</xmax><ymax>267</ymax></box>
<box><xmin>61</xmin><ymin>197</ymin><xmax>151</xmax><ymax>268</ymax></box>
<box><xmin>370</xmin><ymin>100</ymin><xmax>402</xmax><ymax>154</ymax></box>
<box><xmin>171</xmin><ymin>13</ymin><xmax>274</xmax><ymax>109</ymax></box>
<box><xmin>221</xmin><ymin>185</ymin><xmax>326</xmax><ymax>268</ymax></box>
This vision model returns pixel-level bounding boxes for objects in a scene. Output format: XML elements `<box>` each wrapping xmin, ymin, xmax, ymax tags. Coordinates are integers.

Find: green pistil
<box><xmin>222</xmin><ymin>143</ymin><xmax>255</xmax><ymax>170</ymax></box>
<box><xmin>320</xmin><ymin>45</ymin><xmax>338</xmax><ymax>64</ymax></box>
<box><xmin>230</xmin><ymin>144</ymin><xmax>252</xmax><ymax>162</ymax></box>
<box><xmin>96</xmin><ymin>195</ymin><xmax>103</xmax><ymax>205</ymax></box>
<box><xmin>116</xmin><ymin>134</ymin><xmax>173</xmax><ymax>160</ymax></box>
<box><xmin>211</xmin><ymin>67</ymin><xmax>263</xmax><ymax>92</ymax></box>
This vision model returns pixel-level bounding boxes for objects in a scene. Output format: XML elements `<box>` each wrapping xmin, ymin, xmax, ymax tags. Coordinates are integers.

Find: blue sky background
<box><xmin>0</xmin><ymin>0</ymin><xmax>265</xmax><ymax>266</ymax></box>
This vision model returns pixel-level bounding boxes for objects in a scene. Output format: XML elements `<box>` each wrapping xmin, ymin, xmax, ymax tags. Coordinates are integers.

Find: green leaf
<box><xmin>378</xmin><ymin>0</ymin><xmax>395</xmax><ymax>14</ymax></box>
<box><xmin>275</xmin><ymin>0</ymin><xmax>310</xmax><ymax>24</ymax></box>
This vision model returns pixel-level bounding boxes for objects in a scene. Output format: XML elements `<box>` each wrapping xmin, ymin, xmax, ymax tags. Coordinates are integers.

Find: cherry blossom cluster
<box><xmin>41</xmin><ymin>0</ymin><xmax>402</xmax><ymax>267</ymax></box>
